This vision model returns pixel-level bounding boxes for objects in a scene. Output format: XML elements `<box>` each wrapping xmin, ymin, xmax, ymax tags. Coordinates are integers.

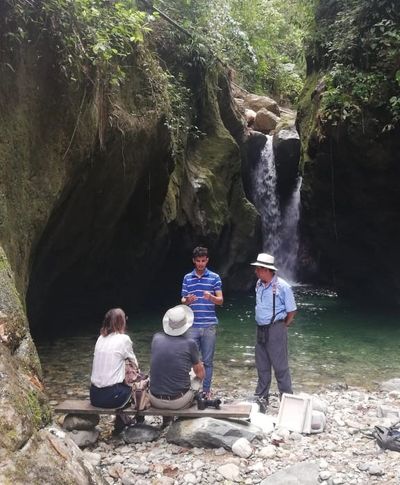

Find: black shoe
<box><xmin>161</xmin><ymin>416</ymin><xmax>174</xmax><ymax>429</ymax></box>
<box><xmin>255</xmin><ymin>396</ymin><xmax>269</xmax><ymax>414</ymax></box>
<box><xmin>113</xmin><ymin>414</ymin><xmax>135</xmax><ymax>434</ymax></box>
<box><xmin>112</xmin><ymin>415</ymin><xmax>125</xmax><ymax>435</ymax></box>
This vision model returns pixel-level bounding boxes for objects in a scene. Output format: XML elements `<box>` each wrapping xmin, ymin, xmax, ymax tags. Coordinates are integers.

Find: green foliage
<box><xmin>164</xmin><ymin>72</ymin><xmax>204</xmax><ymax>159</ymax></box>
<box><xmin>313</xmin><ymin>0</ymin><xmax>400</xmax><ymax>130</ymax></box>
<box><xmin>3</xmin><ymin>0</ymin><xmax>152</xmax><ymax>85</ymax></box>
<box><xmin>154</xmin><ymin>0</ymin><xmax>315</xmax><ymax>103</ymax></box>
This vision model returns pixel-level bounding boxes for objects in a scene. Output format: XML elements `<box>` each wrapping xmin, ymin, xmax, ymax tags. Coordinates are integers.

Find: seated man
<box><xmin>149</xmin><ymin>305</ymin><xmax>205</xmax><ymax>412</ymax></box>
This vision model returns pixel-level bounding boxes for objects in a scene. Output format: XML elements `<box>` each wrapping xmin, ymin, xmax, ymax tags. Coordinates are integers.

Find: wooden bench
<box><xmin>54</xmin><ymin>399</ymin><xmax>252</xmax><ymax>419</ymax></box>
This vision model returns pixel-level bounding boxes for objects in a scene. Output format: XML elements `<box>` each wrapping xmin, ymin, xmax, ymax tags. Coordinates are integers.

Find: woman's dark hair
<box><xmin>100</xmin><ymin>308</ymin><xmax>127</xmax><ymax>336</ymax></box>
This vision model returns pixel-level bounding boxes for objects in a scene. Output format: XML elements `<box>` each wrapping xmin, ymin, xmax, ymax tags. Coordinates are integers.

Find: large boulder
<box><xmin>166</xmin><ymin>417</ymin><xmax>261</xmax><ymax>449</ymax></box>
<box><xmin>242</xmin><ymin>94</ymin><xmax>280</xmax><ymax>116</ymax></box>
<box><xmin>0</xmin><ymin>427</ymin><xmax>105</xmax><ymax>484</ymax></box>
<box><xmin>273</xmin><ymin>126</ymin><xmax>300</xmax><ymax>199</ymax></box>
<box><xmin>253</xmin><ymin>108</ymin><xmax>280</xmax><ymax>133</ymax></box>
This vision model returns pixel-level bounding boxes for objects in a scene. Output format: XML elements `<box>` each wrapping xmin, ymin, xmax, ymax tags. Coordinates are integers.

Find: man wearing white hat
<box><xmin>250</xmin><ymin>253</ymin><xmax>297</xmax><ymax>407</ymax></box>
<box><xmin>149</xmin><ymin>305</ymin><xmax>205</xmax><ymax>411</ymax></box>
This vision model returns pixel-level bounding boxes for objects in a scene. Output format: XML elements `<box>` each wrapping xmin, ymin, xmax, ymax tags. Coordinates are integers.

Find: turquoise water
<box><xmin>36</xmin><ymin>287</ymin><xmax>400</xmax><ymax>402</ymax></box>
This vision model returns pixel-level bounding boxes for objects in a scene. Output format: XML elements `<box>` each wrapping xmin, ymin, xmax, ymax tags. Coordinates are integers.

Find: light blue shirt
<box><xmin>255</xmin><ymin>275</ymin><xmax>296</xmax><ymax>326</ymax></box>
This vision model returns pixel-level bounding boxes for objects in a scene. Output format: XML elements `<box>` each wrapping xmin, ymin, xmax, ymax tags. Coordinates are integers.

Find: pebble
<box><xmin>214</xmin><ymin>447</ymin><xmax>227</xmax><ymax>455</ymax></box>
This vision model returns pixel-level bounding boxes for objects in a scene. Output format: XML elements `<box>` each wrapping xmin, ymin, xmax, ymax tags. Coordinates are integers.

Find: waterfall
<box><xmin>252</xmin><ymin>135</ymin><xmax>301</xmax><ymax>283</ymax></box>
<box><xmin>253</xmin><ymin>136</ymin><xmax>281</xmax><ymax>254</ymax></box>
<box><xmin>277</xmin><ymin>176</ymin><xmax>301</xmax><ymax>282</ymax></box>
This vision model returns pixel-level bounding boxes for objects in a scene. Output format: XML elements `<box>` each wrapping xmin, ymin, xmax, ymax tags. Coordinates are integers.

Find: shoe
<box><xmin>113</xmin><ymin>414</ymin><xmax>135</xmax><ymax>434</ymax></box>
<box><xmin>161</xmin><ymin>416</ymin><xmax>174</xmax><ymax>429</ymax></box>
<box><xmin>255</xmin><ymin>396</ymin><xmax>269</xmax><ymax>414</ymax></box>
<box><xmin>202</xmin><ymin>390</ymin><xmax>212</xmax><ymax>400</ymax></box>
<box><xmin>250</xmin><ymin>394</ymin><xmax>269</xmax><ymax>414</ymax></box>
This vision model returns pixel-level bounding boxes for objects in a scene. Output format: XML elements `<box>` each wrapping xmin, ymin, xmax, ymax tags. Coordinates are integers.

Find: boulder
<box><xmin>245</xmin><ymin>108</ymin><xmax>257</xmax><ymax>126</ymax></box>
<box><xmin>273</xmin><ymin>126</ymin><xmax>300</xmax><ymax>199</ymax></box>
<box><xmin>253</xmin><ymin>108</ymin><xmax>280</xmax><ymax>132</ymax></box>
<box><xmin>0</xmin><ymin>427</ymin><xmax>105</xmax><ymax>483</ymax></box>
<box><xmin>67</xmin><ymin>428</ymin><xmax>100</xmax><ymax>448</ymax></box>
<box><xmin>260</xmin><ymin>462</ymin><xmax>319</xmax><ymax>484</ymax></box>
<box><xmin>243</xmin><ymin>94</ymin><xmax>280</xmax><ymax>116</ymax></box>
<box><xmin>166</xmin><ymin>417</ymin><xmax>261</xmax><ymax>449</ymax></box>
<box><xmin>122</xmin><ymin>423</ymin><xmax>161</xmax><ymax>443</ymax></box>
<box><xmin>232</xmin><ymin>437</ymin><xmax>253</xmax><ymax>458</ymax></box>
<box><xmin>63</xmin><ymin>413</ymin><xmax>100</xmax><ymax>431</ymax></box>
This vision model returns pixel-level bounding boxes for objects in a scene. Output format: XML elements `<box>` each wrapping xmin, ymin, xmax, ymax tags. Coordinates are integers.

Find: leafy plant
<box><xmin>311</xmin><ymin>0</ymin><xmax>400</xmax><ymax>130</ymax></box>
<box><xmin>154</xmin><ymin>0</ymin><xmax>316</xmax><ymax>103</ymax></box>
<box><xmin>3</xmin><ymin>0</ymin><xmax>152</xmax><ymax>85</ymax></box>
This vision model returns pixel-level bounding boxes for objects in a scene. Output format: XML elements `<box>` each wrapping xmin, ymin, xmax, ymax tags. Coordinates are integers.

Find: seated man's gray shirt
<box><xmin>150</xmin><ymin>332</ymin><xmax>200</xmax><ymax>396</ymax></box>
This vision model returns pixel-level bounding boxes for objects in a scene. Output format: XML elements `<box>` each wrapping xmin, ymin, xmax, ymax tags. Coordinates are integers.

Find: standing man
<box><xmin>250</xmin><ymin>253</ymin><xmax>297</xmax><ymax>407</ymax></box>
<box><xmin>181</xmin><ymin>246</ymin><xmax>223</xmax><ymax>399</ymax></box>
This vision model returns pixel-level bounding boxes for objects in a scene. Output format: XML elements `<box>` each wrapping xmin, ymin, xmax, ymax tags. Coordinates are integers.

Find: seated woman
<box><xmin>90</xmin><ymin>308</ymin><xmax>138</xmax><ymax>422</ymax></box>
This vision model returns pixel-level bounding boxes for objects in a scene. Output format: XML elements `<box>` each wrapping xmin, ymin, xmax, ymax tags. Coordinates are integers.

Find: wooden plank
<box><xmin>54</xmin><ymin>399</ymin><xmax>251</xmax><ymax>418</ymax></box>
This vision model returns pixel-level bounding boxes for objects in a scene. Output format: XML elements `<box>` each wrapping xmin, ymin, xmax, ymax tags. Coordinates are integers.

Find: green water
<box><xmin>35</xmin><ymin>287</ymin><xmax>400</xmax><ymax>402</ymax></box>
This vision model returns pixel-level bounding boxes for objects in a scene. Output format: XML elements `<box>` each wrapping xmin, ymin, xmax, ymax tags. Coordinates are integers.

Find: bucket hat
<box><xmin>162</xmin><ymin>305</ymin><xmax>194</xmax><ymax>336</ymax></box>
<box><xmin>250</xmin><ymin>253</ymin><xmax>278</xmax><ymax>271</ymax></box>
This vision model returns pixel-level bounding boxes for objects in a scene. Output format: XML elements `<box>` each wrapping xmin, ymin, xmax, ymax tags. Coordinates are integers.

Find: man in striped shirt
<box><xmin>181</xmin><ymin>246</ymin><xmax>223</xmax><ymax>399</ymax></box>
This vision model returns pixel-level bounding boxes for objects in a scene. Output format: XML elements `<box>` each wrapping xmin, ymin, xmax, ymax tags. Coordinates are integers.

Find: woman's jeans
<box><xmin>90</xmin><ymin>382</ymin><xmax>131</xmax><ymax>409</ymax></box>
<box><xmin>187</xmin><ymin>325</ymin><xmax>216</xmax><ymax>392</ymax></box>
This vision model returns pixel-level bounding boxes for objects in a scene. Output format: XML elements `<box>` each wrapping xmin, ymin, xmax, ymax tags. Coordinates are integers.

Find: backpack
<box><xmin>373</xmin><ymin>423</ymin><xmax>400</xmax><ymax>452</ymax></box>
<box><xmin>131</xmin><ymin>374</ymin><xmax>151</xmax><ymax>411</ymax></box>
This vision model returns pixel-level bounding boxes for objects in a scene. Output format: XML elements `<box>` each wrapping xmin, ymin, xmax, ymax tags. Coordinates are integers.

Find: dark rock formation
<box><xmin>273</xmin><ymin>126</ymin><xmax>300</xmax><ymax>202</ymax></box>
<box><xmin>297</xmin><ymin>1</ymin><xmax>400</xmax><ymax>304</ymax></box>
<box><xmin>0</xmin><ymin>6</ymin><xmax>260</xmax><ymax>480</ymax></box>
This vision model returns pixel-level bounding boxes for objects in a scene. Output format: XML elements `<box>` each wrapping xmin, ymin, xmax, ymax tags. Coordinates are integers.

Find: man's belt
<box><xmin>151</xmin><ymin>390</ymin><xmax>190</xmax><ymax>400</ymax></box>
<box><xmin>258</xmin><ymin>319</ymin><xmax>285</xmax><ymax>326</ymax></box>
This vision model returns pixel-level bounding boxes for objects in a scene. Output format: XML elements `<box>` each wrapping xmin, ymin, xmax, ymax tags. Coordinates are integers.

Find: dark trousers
<box><xmin>255</xmin><ymin>321</ymin><xmax>292</xmax><ymax>398</ymax></box>
<box><xmin>90</xmin><ymin>383</ymin><xmax>131</xmax><ymax>409</ymax></box>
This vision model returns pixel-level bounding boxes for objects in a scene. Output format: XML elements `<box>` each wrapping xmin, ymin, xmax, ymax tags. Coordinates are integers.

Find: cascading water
<box><xmin>253</xmin><ymin>136</ymin><xmax>281</xmax><ymax>254</ymax></box>
<box><xmin>278</xmin><ymin>176</ymin><xmax>301</xmax><ymax>282</ymax></box>
<box><xmin>251</xmin><ymin>134</ymin><xmax>301</xmax><ymax>282</ymax></box>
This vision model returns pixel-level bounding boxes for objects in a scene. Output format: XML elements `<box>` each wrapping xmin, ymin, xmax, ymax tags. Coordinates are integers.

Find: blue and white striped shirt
<box><xmin>181</xmin><ymin>268</ymin><xmax>222</xmax><ymax>326</ymax></box>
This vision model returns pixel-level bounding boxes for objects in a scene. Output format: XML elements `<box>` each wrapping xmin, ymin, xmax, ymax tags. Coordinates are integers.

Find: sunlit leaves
<box><xmin>314</xmin><ymin>0</ymin><xmax>400</xmax><ymax>130</ymax></box>
<box><xmin>3</xmin><ymin>0</ymin><xmax>153</xmax><ymax>84</ymax></box>
<box><xmin>154</xmin><ymin>0</ymin><xmax>315</xmax><ymax>102</ymax></box>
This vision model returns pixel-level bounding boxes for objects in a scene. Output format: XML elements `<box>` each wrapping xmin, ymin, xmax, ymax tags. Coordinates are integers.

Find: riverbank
<box><xmin>61</xmin><ymin>381</ymin><xmax>400</xmax><ymax>484</ymax></box>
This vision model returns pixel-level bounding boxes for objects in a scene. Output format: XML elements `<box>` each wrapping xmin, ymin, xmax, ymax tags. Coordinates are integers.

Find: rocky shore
<box><xmin>56</xmin><ymin>379</ymin><xmax>400</xmax><ymax>485</ymax></box>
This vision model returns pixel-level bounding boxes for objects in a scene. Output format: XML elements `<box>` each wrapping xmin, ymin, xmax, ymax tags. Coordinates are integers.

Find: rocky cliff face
<box><xmin>0</xmin><ymin>6</ymin><xmax>260</xmax><ymax>480</ymax></box>
<box><xmin>297</xmin><ymin>0</ymin><xmax>400</xmax><ymax>304</ymax></box>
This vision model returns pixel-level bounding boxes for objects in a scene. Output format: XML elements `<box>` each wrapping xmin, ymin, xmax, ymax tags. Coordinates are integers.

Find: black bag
<box><xmin>373</xmin><ymin>423</ymin><xmax>400</xmax><ymax>452</ymax></box>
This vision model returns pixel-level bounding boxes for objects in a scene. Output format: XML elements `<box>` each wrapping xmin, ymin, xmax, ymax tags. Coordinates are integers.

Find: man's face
<box><xmin>255</xmin><ymin>266</ymin><xmax>273</xmax><ymax>283</ymax></box>
<box><xmin>193</xmin><ymin>256</ymin><xmax>209</xmax><ymax>273</ymax></box>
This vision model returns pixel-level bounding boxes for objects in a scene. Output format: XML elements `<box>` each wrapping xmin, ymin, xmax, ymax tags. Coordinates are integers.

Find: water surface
<box><xmin>36</xmin><ymin>287</ymin><xmax>400</xmax><ymax>402</ymax></box>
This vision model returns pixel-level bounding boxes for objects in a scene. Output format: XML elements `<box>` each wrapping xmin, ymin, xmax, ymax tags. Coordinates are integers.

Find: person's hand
<box><xmin>185</xmin><ymin>294</ymin><xmax>197</xmax><ymax>305</ymax></box>
<box><xmin>203</xmin><ymin>291</ymin><xmax>213</xmax><ymax>301</ymax></box>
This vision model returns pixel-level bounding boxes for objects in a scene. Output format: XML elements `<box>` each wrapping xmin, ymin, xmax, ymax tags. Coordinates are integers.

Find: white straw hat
<box><xmin>250</xmin><ymin>253</ymin><xmax>278</xmax><ymax>271</ymax></box>
<box><xmin>162</xmin><ymin>305</ymin><xmax>194</xmax><ymax>336</ymax></box>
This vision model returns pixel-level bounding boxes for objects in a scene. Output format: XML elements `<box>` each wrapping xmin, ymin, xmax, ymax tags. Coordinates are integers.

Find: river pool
<box><xmin>35</xmin><ymin>287</ymin><xmax>400</xmax><ymax>402</ymax></box>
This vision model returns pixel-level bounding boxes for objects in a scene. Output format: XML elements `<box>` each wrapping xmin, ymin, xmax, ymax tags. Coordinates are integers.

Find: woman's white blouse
<box><xmin>90</xmin><ymin>333</ymin><xmax>138</xmax><ymax>388</ymax></box>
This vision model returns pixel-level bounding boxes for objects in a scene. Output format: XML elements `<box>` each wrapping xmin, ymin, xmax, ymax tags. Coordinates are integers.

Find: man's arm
<box><xmin>203</xmin><ymin>289</ymin><xmax>223</xmax><ymax>305</ymax></box>
<box><xmin>285</xmin><ymin>310</ymin><xmax>296</xmax><ymax>327</ymax></box>
<box><xmin>193</xmin><ymin>361</ymin><xmax>205</xmax><ymax>380</ymax></box>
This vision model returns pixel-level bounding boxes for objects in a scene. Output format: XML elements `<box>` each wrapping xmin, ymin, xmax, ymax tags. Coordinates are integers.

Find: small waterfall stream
<box><xmin>252</xmin><ymin>134</ymin><xmax>301</xmax><ymax>282</ymax></box>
